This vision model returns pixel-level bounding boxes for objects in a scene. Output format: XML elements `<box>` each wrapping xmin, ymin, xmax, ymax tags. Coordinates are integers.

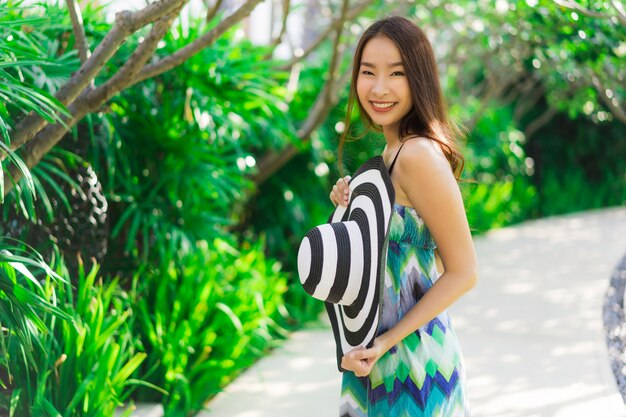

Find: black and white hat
<box><xmin>297</xmin><ymin>155</ymin><xmax>395</xmax><ymax>372</ymax></box>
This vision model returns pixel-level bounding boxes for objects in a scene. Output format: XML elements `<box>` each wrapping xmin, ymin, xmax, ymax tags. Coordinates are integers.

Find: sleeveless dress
<box><xmin>338</xmin><ymin>142</ymin><xmax>470</xmax><ymax>417</ymax></box>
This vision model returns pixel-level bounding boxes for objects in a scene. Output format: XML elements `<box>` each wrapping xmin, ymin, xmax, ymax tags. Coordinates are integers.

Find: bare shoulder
<box><xmin>392</xmin><ymin>137</ymin><xmax>456</xmax><ymax>209</ymax></box>
<box><xmin>397</xmin><ymin>136</ymin><xmax>451</xmax><ymax>177</ymax></box>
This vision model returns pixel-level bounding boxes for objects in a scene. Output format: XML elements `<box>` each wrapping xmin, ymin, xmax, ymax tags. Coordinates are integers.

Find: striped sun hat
<box><xmin>297</xmin><ymin>155</ymin><xmax>395</xmax><ymax>372</ymax></box>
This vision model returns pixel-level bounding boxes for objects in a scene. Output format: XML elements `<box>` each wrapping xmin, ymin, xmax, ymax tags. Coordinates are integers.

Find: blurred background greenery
<box><xmin>1</xmin><ymin>0</ymin><xmax>624</xmax><ymax>415</ymax></box>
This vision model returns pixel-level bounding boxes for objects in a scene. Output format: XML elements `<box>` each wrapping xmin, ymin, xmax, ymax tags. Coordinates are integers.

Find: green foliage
<box><xmin>1</xmin><ymin>147</ymin><xmax>90</xmax><ymax>229</ymax></box>
<box><xmin>1</xmin><ymin>248</ymin><xmax>146</xmax><ymax>417</ymax></box>
<box><xmin>397</xmin><ymin>0</ymin><xmax>626</xmax><ymax>227</ymax></box>
<box><xmin>95</xmin><ymin>16</ymin><xmax>298</xmax><ymax>270</ymax></box>
<box><xmin>421</xmin><ymin>0</ymin><xmax>626</xmax><ymax>124</ymax></box>
<box><xmin>527</xmin><ymin>112</ymin><xmax>626</xmax><ymax>215</ymax></box>
<box><xmin>0</xmin><ymin>0</ymin><xmax>73</xmax><ymax>202</ymax></box>
<box><xmin>3</xmin><ymin>4</ymin><xmax>305</xmax><ymax>415</ymax></box>
<box><xmin>524</xmin><ymin>2</ymin><xmax>625</xmax><ymax>120</ymax></box>
<box><xmin>131</xmin><ymin>236</ymin><xmax>289</xmax><ymax>416</ymax></box>
<box><xmin>461</xmin><ymin>99</ymin><xmax>538</xmax><ymax>232</ymax></box>
<box><xmin>0</xmin><ymin>237</ymin><xmax>72</xmax><ymax>388</ymax></box>
<box><xmin>253</xmin><ymin>152</ymin><xmax>333</xmax><ymax>326</ymax></box>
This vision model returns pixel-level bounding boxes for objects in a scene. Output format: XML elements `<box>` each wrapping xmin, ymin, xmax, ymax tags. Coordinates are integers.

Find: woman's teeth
<box><xmin>371</xmin><ymin>102</ymin><xmax>396</xmax><ymax>111</ymax></box>
<box><xmin>372</xmin><ymin>102</ymin><xmax>396</xmax><ymax>109</ymax></box>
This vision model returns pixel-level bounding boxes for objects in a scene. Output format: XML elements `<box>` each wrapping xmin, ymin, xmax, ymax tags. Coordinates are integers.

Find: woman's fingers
<box><xmin>341</xmin><ymin>356</ymin><xmax>357</xmax><ymax>373</ymax></box>
<box><xmin>352</xmin><ymin>358</ymin><xmax>370</xmax><ymax>377</ymax></box>
<box><xmin>330</xmin><ymin>175</ymin><xmax>351</xmax><ymax>207</ymax></box>
<box><xmin>348</xmin><ymin>349</ymin><xmax>364</xmax><ymax>360</ymax></box>
<box><xmin>341</xmin><ymin>344</ymin><xmax>372</xmax><ymax>376</ymax></box>
<box><xmin>330</xmin><ymin>185</ymin><xmax>339</xmax><ymax>206</ymax></box>
<box><xmin>342</xmin><ymin>356</ymin><xmax>367</xmax><ymax>376</ymax></box>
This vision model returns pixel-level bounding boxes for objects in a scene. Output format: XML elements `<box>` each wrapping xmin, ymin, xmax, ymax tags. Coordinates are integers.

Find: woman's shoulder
<box><xmin>393</xmin><ymin>135</ymin><xmax>458</xmax><ymax>210</ymax></box>
<box><xmin>399</xmin><ymin>135</ymin><xmax>449</xmax><ymax>170</ymax></box>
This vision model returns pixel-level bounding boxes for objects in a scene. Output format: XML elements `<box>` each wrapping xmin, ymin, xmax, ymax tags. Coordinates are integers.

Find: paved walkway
<box><xmin>198</xmin><ymin>207</ymin><xmax>626</xmax><ymax>417</ymax></box>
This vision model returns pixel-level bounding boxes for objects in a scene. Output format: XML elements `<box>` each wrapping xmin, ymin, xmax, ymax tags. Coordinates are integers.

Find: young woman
<box><xmin>328</xmin><ymin>16</ymin><xmax>478</xmax><ymax>416</ymax></box>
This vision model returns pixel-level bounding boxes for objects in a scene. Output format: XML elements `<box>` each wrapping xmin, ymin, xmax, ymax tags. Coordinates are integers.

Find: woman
<box><xmin>329</xmin><ymin>16</ymin><xmax>478</xmax><ymax>416</ymax></box>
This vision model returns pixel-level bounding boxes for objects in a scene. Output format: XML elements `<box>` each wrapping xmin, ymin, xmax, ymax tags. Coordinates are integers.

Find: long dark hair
<box><xmin>338</xmin><ymin>16</ymin><xmax>466</xmax><ymax>180</ymax></box>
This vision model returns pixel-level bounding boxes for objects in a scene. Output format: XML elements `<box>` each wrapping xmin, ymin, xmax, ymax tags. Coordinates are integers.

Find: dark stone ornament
<box><xmin>603</xmin><ymin>252</ymin><xmax>626</xmax><ymax>403</ymax></box>
<box><xmin>2</xmin><ymin>123</ymin><xmax>109</xmax><ymax>277</ymax></box>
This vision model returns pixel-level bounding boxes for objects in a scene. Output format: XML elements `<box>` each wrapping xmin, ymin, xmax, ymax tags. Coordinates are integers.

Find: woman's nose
<box><xmin>372</xmin><ymin>77</ymin><xmax>389</xmax><ymax>97</ymax></box>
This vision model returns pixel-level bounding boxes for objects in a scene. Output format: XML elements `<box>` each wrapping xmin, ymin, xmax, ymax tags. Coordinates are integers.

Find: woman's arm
<box><xmin>376</xmin><ymin>139</ymin><xmax>478</xmax><ymax>352</ymax></box>
<box><xmin>376</xmin><ymin>138</ymin><xmax>478</xmax><ymax>355</ymax></box>
<box><xmin>434</xmin><ymin>249</ymin><xmax>444</xmax><ymax>275</ymax></box>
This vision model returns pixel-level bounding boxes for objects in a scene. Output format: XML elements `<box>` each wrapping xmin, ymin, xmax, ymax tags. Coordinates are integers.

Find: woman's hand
<box><xmin>341</xmin><ymin>346</ymin><xmax>369</xmax><ymax>376</ymax></box>
<box><xmin>330</xmin><ymin>175</ymin><xmax>351</xmax><ymax>207</ymax></box>
<box><xmin>341</xmin><ymin>338</ymin><xmax>389</xmax><ymax>377</ymax></box>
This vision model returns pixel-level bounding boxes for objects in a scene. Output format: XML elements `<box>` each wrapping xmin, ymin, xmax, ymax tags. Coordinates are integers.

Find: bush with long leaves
<box><xmin>131</xmin><ymin>234</ymin><xmax>289</xmax><ymax>416</ymax></box>
<box><xmin>0</xmin><ymin>238</ymin><xmax>73</xmax><ymax>401</ymax></box>
<box><xmin>2</xmin><ymin>249</ymin><xmax>149</xmax><ymax>417</ymax></box>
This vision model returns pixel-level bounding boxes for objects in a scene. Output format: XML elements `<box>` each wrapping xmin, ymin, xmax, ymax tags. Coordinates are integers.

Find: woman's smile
<box><xmin>369</xmin><ymin>101</ymin><xmax>398</xmax><ymax>112</ymax></box>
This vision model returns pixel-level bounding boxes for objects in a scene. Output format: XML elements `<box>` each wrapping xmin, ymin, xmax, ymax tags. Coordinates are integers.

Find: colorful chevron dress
<box><xmin>338</xmin><ymin>188</ymin><xmax>470</xmax><ymax>414</ymax></box>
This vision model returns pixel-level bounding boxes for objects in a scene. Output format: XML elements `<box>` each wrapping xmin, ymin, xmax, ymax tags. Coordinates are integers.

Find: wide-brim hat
<box><xmin>297</xmin><ymin>155</ymin><xmax>395</xmax><ymax>372</ymax></box>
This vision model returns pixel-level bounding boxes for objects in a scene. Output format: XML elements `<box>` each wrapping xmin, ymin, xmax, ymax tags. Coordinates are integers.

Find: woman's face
<box><xmin>356</xmin><ymin>35</ymin><xmax>413</xmax><ymax>135</ymax></box>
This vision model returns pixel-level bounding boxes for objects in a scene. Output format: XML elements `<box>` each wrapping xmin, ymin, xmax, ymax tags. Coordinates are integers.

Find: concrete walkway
<box><xmin>198</xmin><ymin>207</ymin><xmax>626</xmax><ymax>417</ymax></box>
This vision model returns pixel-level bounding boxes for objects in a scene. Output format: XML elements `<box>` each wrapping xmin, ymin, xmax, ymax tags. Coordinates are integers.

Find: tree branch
<box><xmin>65</xmin><ymin>0</ymin><xmax>90</xmax><ymax>63</ymax></box>
<box><xmin>553</xmin><ymin>0</ymin><xmax>613</xmax><ymax>19</ymax></box>
<box><xmin>133</xmin><ymin>0</ymin><xmax>264</xmax><ymax>84</ymax></box>
<box><xmin>3</xmin><ymin>97</ymin><xmax>92</xmax><ymax>196</ymax></box>
<box><xmin>1</xmin><ymin>0</ymin><xmax>186</xmax><ymax>163</ymax></box>
<box><xmin>206</xmin><ymin>0</ymin><xmax>224</xmax><ymax>23</ymax></box>
<box><xmin>261</xmin><ymin>0</ymin><xmax>291</xmax><ymax>60</ymax></box>
<box><xmin>465</xmin><ymin>67</ymin><xmax>525</xmax><ymax>132</ymax></box>
<box><xmin>588</xmin><ymin>67</ymin><xmax>626</xmax><ymax>125</ymax></box>
<box><xmin>512</xmin><ymin>76</ymin><xmax>546</xmax><ymax>122</ymax></box>
<box><xmin>3</xmin><ymin>2</ymin><xmax>186</xmax><ymax>196</ymax></box>
<box><xmin>276</xmin><ymin>0</ymin><xmax>375</xmax><ymax>71</ymax></box>
<box><xmin>86</xmin><ymin>3</ymin><xmax>186</xmax><ymax>105</ymax></box>
<box><xmin>254</xmin><ymin>66</ymin><xmax>352</xmax><ymax>184</ymax></box>
<box><xmin>252</xmin><ymin>0</ymin><xmax>352</xmax><ymax>185</ymax></box>
<box><xmin>524</xmin><ymin>106</ymin><xmax>558</xmax><ymax>139</ymax></box>
<box><xmin>609</xmin><ymin>0</ymin><xmax>626</xmax><ymax>25</ymax></box>
<box><xmin>325</xmin><ymin>0</ymin><xmax>349</xmax><ymax>95</ymax></box>
<box><xmin>269</xmin><ymin>0</ymin><xmax>290</xmax><ymax>48</ymax></box>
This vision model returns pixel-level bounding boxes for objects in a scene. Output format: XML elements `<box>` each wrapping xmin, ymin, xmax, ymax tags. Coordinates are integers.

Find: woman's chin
<box><xmin>372</xmin><ymin>119</ymin><xmax>398</xmax><ymax>129</ymax></box>
<box><xmin>369</xmin><ymin>116</ymin><xmax>394</xmax><ymax>126</ymax></box>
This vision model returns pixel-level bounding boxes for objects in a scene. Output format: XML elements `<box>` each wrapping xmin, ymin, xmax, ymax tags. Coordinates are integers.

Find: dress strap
<box><xmin>388</xmin><ymin>141</ymin><xmax>406</xmax><ymax>175</ymax></box>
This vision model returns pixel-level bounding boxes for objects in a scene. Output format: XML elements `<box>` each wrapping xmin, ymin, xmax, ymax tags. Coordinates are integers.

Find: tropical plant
<box><xmin>131</xmin><ymin>235</ymin><xmax>289</xmax><ymax>416</ymax></box>
<box><xmin>2</xmin><ymin>250</ymin><xmax>148</xmax><ymax>417</ymax></box>
<box><xmin>96</xmin><ymin>19</ymin><xmax>294</xmax><ymax>269</ymax></box>
<box><xmin>0</xmin><ymin>1</ymin><xmax>72</xmax><ymax>204</ymax></box>
<box><xmin>0</xmin><ymin>238</ymin><xmax>73</xmax><ymax>401</ymax></box>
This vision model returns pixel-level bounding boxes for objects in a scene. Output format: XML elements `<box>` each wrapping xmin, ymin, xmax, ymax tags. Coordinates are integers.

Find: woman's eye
<box><xmin>360</xmin><ymin>70</ymin><xmax>404</xmax><ymax>76</ymax></box>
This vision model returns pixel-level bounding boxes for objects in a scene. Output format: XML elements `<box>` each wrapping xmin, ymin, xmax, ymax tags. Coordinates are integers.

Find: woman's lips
<box><xmin>370</xmin><ymin>101</ymin><xmax>398</xmax><ymax>113</ymax></box>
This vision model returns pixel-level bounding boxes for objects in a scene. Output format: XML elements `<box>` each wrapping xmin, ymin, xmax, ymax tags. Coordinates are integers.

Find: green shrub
<box><xmin>131</xmin><ymin>234</ymin><xmax>289</xmax><ymax>416</ymax></box>
<box><xmin>0</xmin><ymin>239</ymin><xmax>73</xmax><ymax>416</ymax></box>
<box><xmin>2</xmin><ymin>250</ymin><xmax>146</xmax><ymax>417</ymax></box>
